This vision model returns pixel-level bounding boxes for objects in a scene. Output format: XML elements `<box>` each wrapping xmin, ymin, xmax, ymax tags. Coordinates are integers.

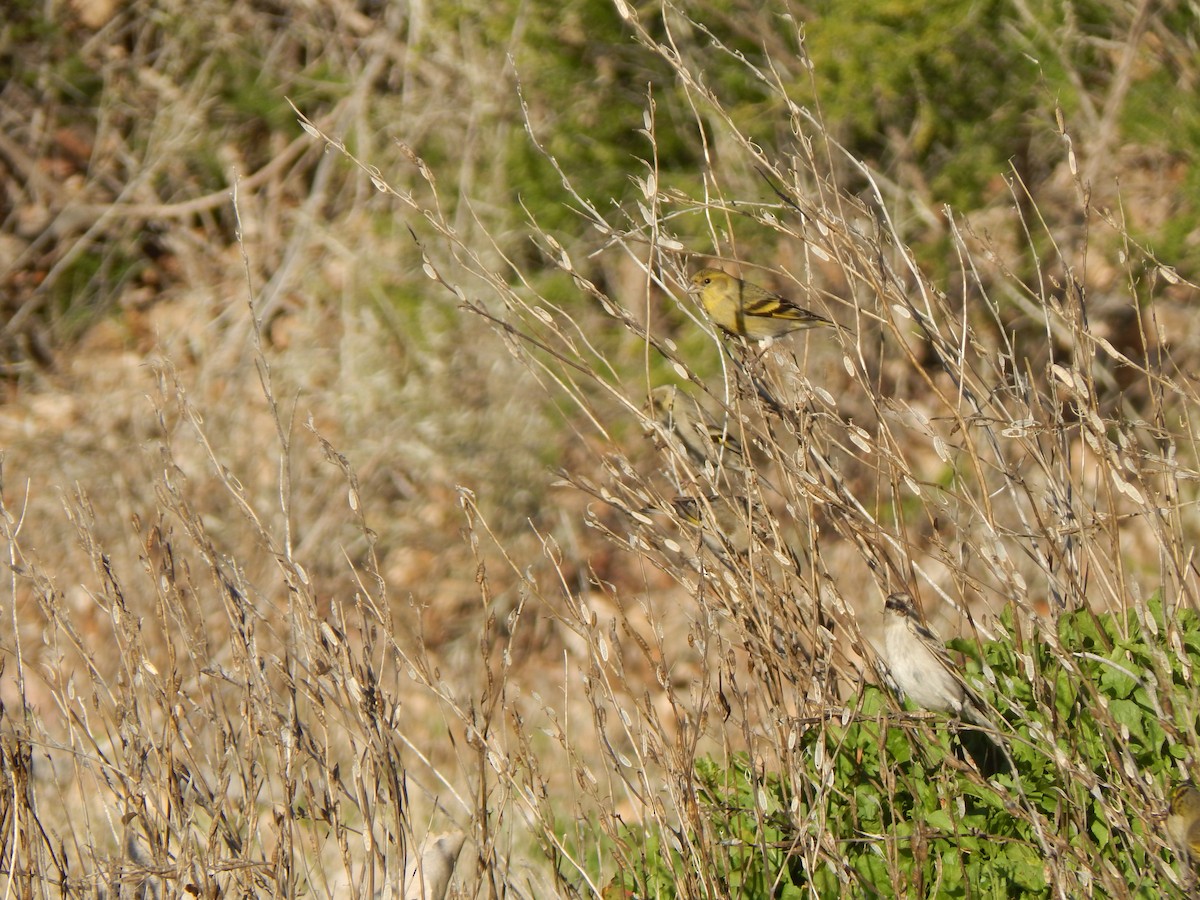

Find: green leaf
<box><xmin>924</xmin><ymin>808</ymin><xmax>955</xmax><ymax>832</ymax></box>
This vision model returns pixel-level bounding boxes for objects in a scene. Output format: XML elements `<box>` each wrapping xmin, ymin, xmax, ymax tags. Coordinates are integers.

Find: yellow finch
<box><xmin>671</xmin><ymin>494</ymin><xmax>755</xmax><ymax>557</ymax></box>
<box><xmin>1168</xmin><ymin>785</ymin><xmax>1200</xmax><ymax>860</ymax></box>
<box><xmin>688</xmin><ymin>268</ymin><xmax>832</xmax><ymax>340</ymax></box>
<box><xmin>646</xmin><ymin>385</ymin><xmax>745</xmax><ymax>474</ymax></box>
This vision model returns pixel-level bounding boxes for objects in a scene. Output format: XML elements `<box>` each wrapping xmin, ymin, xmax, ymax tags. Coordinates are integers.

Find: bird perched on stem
<box><xmin>882</xmin><ymin>592</ymin><xmax>1010</xmax><ymax>774</ymax></box>
<box><xmin>670</xmin><ymin>494</ymin><xmax>756</xmax><ymax>559</ymax></box>
<box><xmin>1168</xmin><ymin>784</ymin><xmax>1200</xmax><ymax>861</ymax></box>
<box><xmin>688</xmin><ymin>268</ymin><xmax>832</xmax><ymax>341</ymax></box>
<box><xmin>646</xmin><ymin>385</ymin><xmax>745</xmax><ymax>476</ymax></box>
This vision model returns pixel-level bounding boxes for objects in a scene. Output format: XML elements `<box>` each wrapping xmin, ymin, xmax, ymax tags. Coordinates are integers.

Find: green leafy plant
<box><xmin>607</xmin><ymin>599</ymin><xmax>1193</xmax><ymax>898</ymax></box>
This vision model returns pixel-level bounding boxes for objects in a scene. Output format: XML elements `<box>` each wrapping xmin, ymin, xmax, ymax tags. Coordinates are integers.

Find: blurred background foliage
<box><xmin>3</xmin><ymin>0</ymin><xmax>1197</xmax><ymax>356</ymax></box>
<box><xmin>3</xmin><ymin>0</ymin><xmax>1200</xmax><ymax>895</ymax></box>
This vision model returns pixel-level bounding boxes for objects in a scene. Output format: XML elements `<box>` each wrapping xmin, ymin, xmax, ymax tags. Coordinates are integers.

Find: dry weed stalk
<box><xmin>2</xmin><ymin>1</ymin><xmax>1199</xmax><ymax>897</ymax></box>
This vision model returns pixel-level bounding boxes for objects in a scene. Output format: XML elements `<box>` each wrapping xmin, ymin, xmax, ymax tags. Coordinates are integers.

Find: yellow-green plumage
<box><xmin>1169</xmin><ymin>784</ymin><xmax>1200</xmax><ymax>860</ymax></box>
<box><xmin>687</xmin><ymin>267</ymin><xmax>832</xmax><ymax>340</ymax></box>
<box><xmin>646</xmin><ymin>385</ymin><xmax>745</xmax><ymax>472</ymax></box>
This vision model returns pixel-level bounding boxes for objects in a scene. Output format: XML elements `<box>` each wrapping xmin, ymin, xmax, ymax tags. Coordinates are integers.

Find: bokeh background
<box><xmin>2</xmin><ymin>1</ymin><xmax>1199</xmax><ymax>896</ymax></box>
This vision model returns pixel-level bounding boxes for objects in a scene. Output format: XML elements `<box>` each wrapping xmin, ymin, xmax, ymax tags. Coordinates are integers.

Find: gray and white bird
<box><xmin>402</xmin><ymin>831</ymin><xmax>467</xmax><ymax>900</ymax></box>
<box><xmin>883</xmin><ymin>593</ymin><xmax>1011</xmax><ymax>775</ymax></box>
<box><xmin>882</xmin><ymin>592</ymin><xmax>994</xmax><ymax>729</ymax></box>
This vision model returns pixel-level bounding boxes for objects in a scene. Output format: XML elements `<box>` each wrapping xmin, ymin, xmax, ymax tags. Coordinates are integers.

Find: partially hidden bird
<box><xmin>646</xmin><ymin>385</ymin><xmax>745</xmax><ymax>474</ymax></box>
<box><xmin>1168</xmin><ymin>784</ymin><xmax>1200</xmax><ymax>861</ymax></box>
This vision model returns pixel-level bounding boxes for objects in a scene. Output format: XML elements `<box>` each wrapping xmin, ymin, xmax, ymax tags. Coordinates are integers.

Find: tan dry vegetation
<box><xmin>4</xmin><ymin>0</ymin><xmax>1200</xmax><ymax>897</ymax></box>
